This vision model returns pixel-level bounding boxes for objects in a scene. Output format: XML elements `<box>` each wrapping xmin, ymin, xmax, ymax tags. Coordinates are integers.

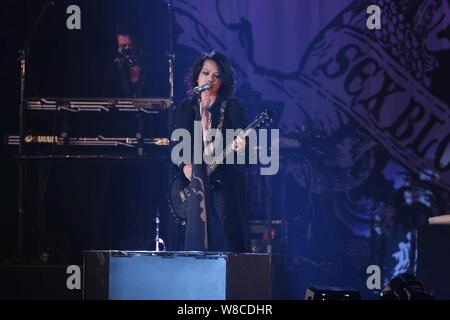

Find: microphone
<box><xmin>194</xmin><ymin>81</ymin><xmax>211</xmax><ymax>94</ymax></box>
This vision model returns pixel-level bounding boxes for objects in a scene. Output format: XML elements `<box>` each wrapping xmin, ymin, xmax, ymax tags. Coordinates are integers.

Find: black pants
<box><xmin>184</xmin><ymin>168</ymin><xmax>230</xmax><ymax>251</ymax></box>
<box><xmin>207</xmin><ymin>188</ymin><xmax>230</xmax><ymax>252</ymax></box>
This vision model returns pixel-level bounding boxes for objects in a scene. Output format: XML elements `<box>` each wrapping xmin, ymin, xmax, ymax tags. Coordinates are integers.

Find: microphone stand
<box><xmin>154</xmin><ymin>208</ymin><xmax>166</xmax><ymax>252</ymax></box>
<box><xmin>165</xmin><ymin>0</ymin><xmax>175</xmax><ymax>251</ymax></box>
<box><xmin>167</xmin><ymin>0</ymin><xmax>175</xmax><ymax>123</ymax></box>
<box><xmin>17</xmin><ymin>0</ymin><xmax>53</xmax><ymax>258</ymax></box>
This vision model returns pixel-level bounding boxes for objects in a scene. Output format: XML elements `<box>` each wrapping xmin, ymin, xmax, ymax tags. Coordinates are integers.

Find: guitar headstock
<box><xmin>251</xmin><ymin>108</ymin><xmax>275</xmax><ymax>130</ymax></box>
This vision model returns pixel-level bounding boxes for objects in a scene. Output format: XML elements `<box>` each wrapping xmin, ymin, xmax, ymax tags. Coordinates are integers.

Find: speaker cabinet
<box><xmin>83</xmin><ymin>251</ymin><xmax>272</xmax><ymax>300</ymax></box>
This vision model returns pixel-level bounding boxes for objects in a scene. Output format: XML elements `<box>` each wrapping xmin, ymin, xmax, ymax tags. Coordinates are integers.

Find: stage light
<box><xmin>380</xmin><ymin>273</ymin><xmax>434</xmax><ymax>300</ymax></box>
<box><xmin>305</xmin><ymin>286</ymin><xmax>361</xmax><ymax>300</ymax></box>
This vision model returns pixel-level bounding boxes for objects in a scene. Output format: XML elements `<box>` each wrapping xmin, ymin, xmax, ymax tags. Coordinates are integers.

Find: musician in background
<box><xmin>174</xmin><ymin>51</ymin><xmax>250</xmax><ymax>252</ymax></box>
<box><xmin>100</xmin><ymin>22</ymin><xmax>167</xmax><ymax>249</ymax></box>
<box><xmin>102</xmin><ymin>22</ymin><xmax>163</xmax><ymax>98</ymax></box>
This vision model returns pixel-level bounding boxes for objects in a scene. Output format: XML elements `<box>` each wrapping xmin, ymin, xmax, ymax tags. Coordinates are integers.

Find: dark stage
<box><xmin>1</xmin><ymin>0</ymin><xmax>449</xmax><ymax>302</ymax></box>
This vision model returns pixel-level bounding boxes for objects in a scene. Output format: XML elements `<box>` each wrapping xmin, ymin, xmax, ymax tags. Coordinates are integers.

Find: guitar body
<box><xmin>168</xmin><ymin>172</ymin><xmax>192</xmax><ymax>225</ymax></box>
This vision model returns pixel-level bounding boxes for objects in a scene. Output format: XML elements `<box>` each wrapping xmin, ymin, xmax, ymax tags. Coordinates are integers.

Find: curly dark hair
<box><xmin>185</xmin><ymin>50</ymin><xmax>236</xmax><ymax>98</ymax></box>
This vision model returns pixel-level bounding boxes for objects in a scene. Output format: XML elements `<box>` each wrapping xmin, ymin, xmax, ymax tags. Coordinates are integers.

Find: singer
<box><xmin>173</xmin><ymin>51</ymin><xmax>250</xmax><ymax>252</ymax></box>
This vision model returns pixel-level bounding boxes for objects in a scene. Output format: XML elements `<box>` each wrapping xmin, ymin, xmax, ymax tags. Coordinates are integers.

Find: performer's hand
<box><xmin>183</xmin><ymin>164</ymin><xmax>192</xmax><ymax>181</ymax></box>
<box><xmin>234</xmin><ymin>137</ymin><xmax>246</xmax><ymax>153</ymax></box>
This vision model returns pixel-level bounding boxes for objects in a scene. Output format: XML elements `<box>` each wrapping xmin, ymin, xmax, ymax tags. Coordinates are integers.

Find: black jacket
<box><xmin>102</xmin><ymin>60</ymin><xmax>166</xmax><ymax>98</ymax></box>
<box><xmin>174</xmin><ymin>96</ymin><xmax>250</xmax><ymax>252</ymax></box>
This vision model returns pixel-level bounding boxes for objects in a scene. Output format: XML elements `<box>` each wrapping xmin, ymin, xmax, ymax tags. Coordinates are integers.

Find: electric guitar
<box><xmin>168</xmin><ymin>109</ymin><xmax>274</xmax><ymax>225</ymax></box>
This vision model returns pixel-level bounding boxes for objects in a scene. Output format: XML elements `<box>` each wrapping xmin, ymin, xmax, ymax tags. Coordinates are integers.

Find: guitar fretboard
<box><xmin>206</xmin><ymin>114</ymin><xmax>264</xmax><ymax>176</ymax></box>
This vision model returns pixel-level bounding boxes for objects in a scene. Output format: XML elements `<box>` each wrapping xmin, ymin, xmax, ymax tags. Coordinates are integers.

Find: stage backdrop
<box><xmin>169</xmin><ymin>0</ymin><xmax>450</xmax><ymax>295</ymax></box>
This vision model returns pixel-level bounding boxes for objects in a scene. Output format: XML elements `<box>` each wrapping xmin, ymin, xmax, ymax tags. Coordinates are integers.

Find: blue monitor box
<box><xmin>83</xmin><ymin>251</ymin><xmax>272</xmax><ymax>300</ymax></box>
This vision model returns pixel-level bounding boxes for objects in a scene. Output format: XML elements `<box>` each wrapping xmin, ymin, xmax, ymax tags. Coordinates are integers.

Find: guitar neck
<box><xmin>206</xmin><ymin>126</ymin><xmax>253</xmax><ymax>176</ymax></box>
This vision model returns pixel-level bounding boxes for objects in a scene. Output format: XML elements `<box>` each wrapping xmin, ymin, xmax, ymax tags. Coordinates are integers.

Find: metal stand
<box><xmin>17</xmin><ymin>0</ymin><xmax>54</xmax><ymax>258</ymax></box>
<box><xmin>167</xmin><ymin>53</ymin><xmax>175</xmax><ymax>127</ymax></box>
<box><xmin>265</xmin><ymin>175</ymin><xmax>273</xmax><ymax>254</ymax></box>
<box><xmin>154</xmin><ymin>209</ymin><xmax>166</xmax><ymax>251</ymax></box>
<box><xmin>167</xmin><ymin>0</ymin><xmax>175</xmax><ymax>128</ymax></box>
<box><xmin>165</xmin><ymin>0</ymin><xmax>176</xmax><ymax>250</ymax></box>
<box><xmin>18</xmin><ymin>50</ymin><xmax>26</xmax><ymax>258</ymax></box>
